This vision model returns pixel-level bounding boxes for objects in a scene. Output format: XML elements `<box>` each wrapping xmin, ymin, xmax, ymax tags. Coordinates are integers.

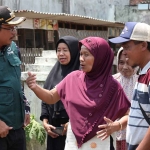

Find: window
<box><xmin>17</xmin><ymin>29</ymin><xmax>56</xmax><ymax>49</ymax></box>
<box><xmin>18</xmin><ymin>29</ymin><xmax>34</xmax><ymax>48</ymax></box>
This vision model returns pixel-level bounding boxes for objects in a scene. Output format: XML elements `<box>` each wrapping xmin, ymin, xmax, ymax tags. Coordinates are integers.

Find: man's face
<box><xmin>0</xmin><ymin>25</ymin><xmax>17</xmax><ymax>48</ymax></box>
<box><xmin>122</xmin><ymin>40</ymin><xmax>143</xmax><ymax>68</ymax></box>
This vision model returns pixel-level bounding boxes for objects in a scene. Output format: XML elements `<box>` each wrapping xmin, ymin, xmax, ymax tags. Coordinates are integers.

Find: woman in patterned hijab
<box><xmin>113</xmin><ymin>47</ymin><xmax>138</xmax><ymax>150</ymax></box>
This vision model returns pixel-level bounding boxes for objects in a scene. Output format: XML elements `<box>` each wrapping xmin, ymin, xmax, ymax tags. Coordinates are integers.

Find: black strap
<box><xmin>110</xmin><ymin>135</ymin><xmax>115</xmax><ymax>150</ymax></box>
<box><xmin>138</xmin><ymin>102</ymin><xmax>150</xmax><ymax>125</ymax></box>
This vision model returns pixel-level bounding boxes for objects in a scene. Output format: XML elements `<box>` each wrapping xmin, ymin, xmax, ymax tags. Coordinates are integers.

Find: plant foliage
<box><xmin>25</xmin><ymin>115</ymin><xmax>46</xmax><ymax>145</ymax></box>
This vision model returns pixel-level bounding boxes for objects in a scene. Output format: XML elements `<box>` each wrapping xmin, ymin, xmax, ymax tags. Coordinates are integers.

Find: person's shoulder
<box><xmin>134</xmin><ymin>73</ymin><xmax>139</xmax><ymax>79</ymax></box>
<box><xmin>67</xmin><ymin>70</ymin><xmax>81</xmax><ymax>77</ymax></box>
<box><xmin>144</xmin><ymin>69</ymin><xmax>150</xmax><ymax>82</ymax></box>
<box><xmin>147</xmin><ymin>68</ymin><xmax>150</xmax><ymax>74</ymax></box>
<box><xmin>142</xmin><ymin>68</ymin><xmax>150</xmax><ymax>79</ymax></box>
<box><xmin>70</xmin><ymin>70</ymin><xmax>82</xmax><ymax>76</ymax></box>
<box><xmin>112</xmin><ymin>73</ymin><xmax>121</xmax><ymax>80</ymax></box>
<box><xmin>111</xmin><ymin>75</ymin><xmax>123</xmax><ymax>90</ymax></box>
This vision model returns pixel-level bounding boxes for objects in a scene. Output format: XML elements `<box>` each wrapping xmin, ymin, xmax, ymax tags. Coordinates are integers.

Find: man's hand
<box><xmin>0</xmin><ymin>120</ymin><xmax>13</xmax><ymax>138</ymax></box>
<box><xmin>24</xmin><ymin>114</ymin><xmax>30</xmax><ymax>127</ymax></box>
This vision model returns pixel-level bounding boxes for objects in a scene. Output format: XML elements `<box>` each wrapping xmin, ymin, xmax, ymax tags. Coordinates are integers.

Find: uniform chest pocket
<box><xmin>0</xmin><ymin>87</ymin><xmax>14</xmax><ymax>114</ymax></box>
<box><xmin>0</xmin><ymin>56</ymin><xmax>4</xmax><ymax>70</ymax></box>
<box><xmin>0</xmin><ymin>57</ymin><xmax>5</xmax><ymax>79</ymax></box>
<box><xmin>0</xmin><ymin>66</ymin><xmax>3</xmax><ymax>71</ymax></box>
<box><xmin>7</xmin><ymin>54</ymin><xmax>21</xmax><ymax>78</ymax></box>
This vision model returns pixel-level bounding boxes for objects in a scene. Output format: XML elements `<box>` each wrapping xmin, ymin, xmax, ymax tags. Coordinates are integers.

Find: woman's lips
<box><xmin>59</xmin><ymin>58</ymin><xmax>66</xmax><ymax>62</ymax></box>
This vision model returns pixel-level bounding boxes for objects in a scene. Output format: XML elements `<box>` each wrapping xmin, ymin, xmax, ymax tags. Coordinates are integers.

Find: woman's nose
<box><xmin>80</xmin><ymin>56</ymin><xmax>84</xmax><ymax>62</ymax></box>
<box><xmin>123</xmin><ymin>63</ymin><xmax>128</xmax><ymax>69</ymax></box>
<box><xmin>59</xmin><ymin>51</ymin><xmax>64</xmax><ymax>55</ymax></box>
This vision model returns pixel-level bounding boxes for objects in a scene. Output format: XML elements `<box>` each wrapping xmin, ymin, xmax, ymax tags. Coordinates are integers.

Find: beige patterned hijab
<box><xmin>113</xmin><ymin>47</ymin><xmax>138</xmax><ymax>101</ymax></box>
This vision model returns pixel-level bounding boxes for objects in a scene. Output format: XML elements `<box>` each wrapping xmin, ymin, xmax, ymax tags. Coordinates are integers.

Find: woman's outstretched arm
<box><xmin>26</xmin><ymin>72</ymin><xmax>60</xmax><ymax>104</ymax></box>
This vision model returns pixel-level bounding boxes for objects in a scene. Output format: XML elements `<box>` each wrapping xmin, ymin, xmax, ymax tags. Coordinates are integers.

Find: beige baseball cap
<box><xmin>109</xmin><ymin>22</ymin><xmax>150</xmax><ymax>43</ymax></box>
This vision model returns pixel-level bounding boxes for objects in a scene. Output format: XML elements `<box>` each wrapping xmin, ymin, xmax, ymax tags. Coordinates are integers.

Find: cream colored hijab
<box><xmin>113</xmin><ymin>47</ymin><xmax>138</xmax><ymax>101</ymax></box>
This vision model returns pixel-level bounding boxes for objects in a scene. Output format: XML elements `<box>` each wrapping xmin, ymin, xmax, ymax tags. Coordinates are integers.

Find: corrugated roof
<box><xmin>140</xmin><ymin>1</ymin><xmax>150</xmax><ymax>4</ymax></box>
<box><xmin>14</xmin><ymin>10</ymin><xmax>124</xmax><ymax>27</ymax></box>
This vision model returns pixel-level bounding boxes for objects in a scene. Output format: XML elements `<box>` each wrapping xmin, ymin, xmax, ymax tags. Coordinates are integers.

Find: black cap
<box><xmin>0</xmin><ymin>6</ymin><xmax>26</xmax><ymax>25</ymax></box>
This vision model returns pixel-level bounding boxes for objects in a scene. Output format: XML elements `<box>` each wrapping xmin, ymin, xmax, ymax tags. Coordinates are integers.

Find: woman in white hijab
<box><xmin>113</xmin><ymin>47</ymin><xmax>138</xmax><ymax>150</ymax></box>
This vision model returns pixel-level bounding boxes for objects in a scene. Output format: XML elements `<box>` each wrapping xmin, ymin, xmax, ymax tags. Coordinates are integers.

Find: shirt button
<box><xmin>99</xmin><ymin>94</ymin><xmax>102</xmax><ymax>97</ymax></box>
<box><xmin>89</xmin><ymin>113</ymin><xmax>92</xmax><ymax>116</ymax></box>
<box><xmin>100</xmin><ymin>84</ymin><xmax>103</xmax><ymax>87</ymax></box>
<box><xmin>85</xmin><ymin>120</ymin><xmax>88</xmax><ymax>123</ymax></box>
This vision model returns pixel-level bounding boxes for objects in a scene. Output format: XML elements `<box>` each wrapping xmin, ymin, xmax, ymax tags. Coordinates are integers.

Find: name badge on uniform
<box><xmin>7</xmin><ymin>47</ymin><xmax>14</xmax><ymax>55</ymax></box>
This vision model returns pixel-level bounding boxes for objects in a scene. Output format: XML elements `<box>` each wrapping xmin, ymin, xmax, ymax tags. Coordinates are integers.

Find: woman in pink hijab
<box><xmin>26</xmin><ymin>37</ymin><xmax>130</xmax><ymax>150</ymax></box>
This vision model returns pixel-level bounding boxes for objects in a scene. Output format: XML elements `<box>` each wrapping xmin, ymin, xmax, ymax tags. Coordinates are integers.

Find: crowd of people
<box><xmin>0</xmin><ymin>4</ymin><xmax>150</xmax><ymax>150</ymax></box>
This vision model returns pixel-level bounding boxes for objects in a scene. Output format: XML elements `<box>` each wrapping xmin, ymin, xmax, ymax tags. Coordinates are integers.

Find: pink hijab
<box><xmin>56</xmin><ymin>37</ymin><xmax>130</xmax><ymax>147</ymax></box>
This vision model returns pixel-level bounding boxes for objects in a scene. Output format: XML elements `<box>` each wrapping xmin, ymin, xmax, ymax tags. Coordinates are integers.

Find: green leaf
<box><xmin>24</xmin><ymin>114</ymin><xmax>46</xmax><ymax>145</ymax></box>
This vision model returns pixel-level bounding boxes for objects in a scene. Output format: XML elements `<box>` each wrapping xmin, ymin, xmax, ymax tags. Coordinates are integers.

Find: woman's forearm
<box><xmin>111</xmin><ymin>115</ymin><xmax>128</xmax><ymax>132</ymax></box>
<box><xmin>97</xmin><ymin>110</ymin><xmax>129</xmax><ymax>140</ymax></box>
<box><xmin>112</xmin><ymin>109</ymin><xmax>129</xmax><ymax>132</ymax></box>
<box><xmin>26</xmin><ymin>72</ymin><xmax>60</xmax><ymax>104</ymax></box>
<box><xmin>32</xmin><ymin>85</ymin><xmax>60</xmax><ymax>104</ymax></box>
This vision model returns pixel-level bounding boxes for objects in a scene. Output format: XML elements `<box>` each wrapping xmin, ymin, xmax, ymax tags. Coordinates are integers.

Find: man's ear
<box><xmin>141</xmin><ymin>41</ymin><xmax>148</xmax><ymax>51</ymax></box>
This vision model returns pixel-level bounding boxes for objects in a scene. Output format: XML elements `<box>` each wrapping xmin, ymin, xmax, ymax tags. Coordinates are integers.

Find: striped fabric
<box><xmin>126</xmin><ymin>61</ymin><xmax>150</xmax><ymax>150</ymax></box>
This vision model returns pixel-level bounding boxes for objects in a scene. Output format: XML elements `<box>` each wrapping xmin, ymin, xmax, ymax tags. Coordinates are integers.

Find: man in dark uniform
<box><xmin>0</xmin><ymin>6</ymin><xmax>30</xmax><ymax>150</ymax></box>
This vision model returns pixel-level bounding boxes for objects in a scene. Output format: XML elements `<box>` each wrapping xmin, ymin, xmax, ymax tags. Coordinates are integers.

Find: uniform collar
<box><xmin>0</xmin><ymin>45</ymin><xmax>7</xmax><ymax>53</ymax></box>
<box><xmin>139</xmin><ymin>61</ymin><xmax>150</xmax><ymax>75</ymax></box>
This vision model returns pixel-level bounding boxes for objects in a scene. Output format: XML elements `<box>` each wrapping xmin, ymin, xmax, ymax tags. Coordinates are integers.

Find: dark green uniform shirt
<box><xmin>0</xmin><ymin>42</ymin><xmax>25</xmax><ymax>129</ymax></box>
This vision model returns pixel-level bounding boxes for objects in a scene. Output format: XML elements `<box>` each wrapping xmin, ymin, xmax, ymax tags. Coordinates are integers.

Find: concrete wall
<box><xmin>70</xmin><ymin>0</ymin><xmax>130</xmax><ymax>21</ymax></box>
<box><xmin>2</xmin><ymin>0</ymin><xmax>150</xmax><ymax>23</ymax></box>
<box><xmin>0</xmin><ymin>0</ymin><xmax>63</xmax><ymax>13</ymax></box>
<box><xmin>115</xmin><ymin>5</ymin><xmax>150</xmax><ymax>24</ymax></box>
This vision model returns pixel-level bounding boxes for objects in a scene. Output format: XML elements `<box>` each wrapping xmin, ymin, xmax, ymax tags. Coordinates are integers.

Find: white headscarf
<box><xmin>113</xmin><ymin>47</ymin><xmax>138</xmax><ymax>101</ymax></box>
